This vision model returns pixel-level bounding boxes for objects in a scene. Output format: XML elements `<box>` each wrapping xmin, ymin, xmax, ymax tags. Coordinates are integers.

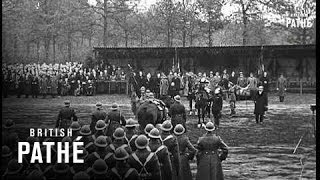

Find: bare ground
<box><xmin>2</xmin><ymin>93</ymin><xmax>316</xmax><ymax>179</ymax></box>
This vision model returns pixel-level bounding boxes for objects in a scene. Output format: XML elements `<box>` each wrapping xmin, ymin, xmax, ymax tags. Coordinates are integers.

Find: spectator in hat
<box><xmin>107</xmin><ymin>147</ymin><xmax>140</xmax><ymax>180</ymax></box>
<box><xmin>195</xmin><ymin>122</ymin><xmax>228</xmax><ymax>180</ymax></box>
<box><xmin>56</xmin><ymin>100</ymin><xmax>78</xmax><ymax>131</ymax></box>
<box><xmin>91</xmin><ymin>102</ymin><xmax>107</xmax><ymax>134</ymax></box>
<box><xmin>124</xmin><ymin>118</ymin><xmax>139</xmax><ymax>152</ymax></box>
<box><xmin>160</xmin><ymin>120</ymin><xmax>180</xmax><ymax>180</ymax></box>
<box><xmin>148</xmin><ymin>128</ymin><xmax>173</xmax><ymax>180</ymax></box>
<box><xmin>128</xmin><ymin>135</ymin><xmax>161</xmax><ymax>180</ymax></box>
<box><xmin>169</xmin><ymin>95</ymin><xmax>187</xmax><ymax>130</ymax></box>
<box><xmin>105</xmin><ymin>103</ymin><xmax>126</xmax><ymax>137</ymax></box>
<box><xmin>174</xmin><ymin>124</ymin><xmax>196</xmax><ymax>180</ymax></box>
<box><xmin>254</xmin><ymin>86</ymin><xmax>268</xmax><ymax>124</ymax></box>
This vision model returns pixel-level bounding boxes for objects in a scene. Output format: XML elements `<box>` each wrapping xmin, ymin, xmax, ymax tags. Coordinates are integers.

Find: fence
<box><xmin>269</xmin><ymin>80</ymin><xmax>316</xmax><ymax>94</ymax></box>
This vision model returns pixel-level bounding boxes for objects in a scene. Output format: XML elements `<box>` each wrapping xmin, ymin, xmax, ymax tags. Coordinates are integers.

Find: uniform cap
<box><xmin>148</xmin><ymin>128</ymin><xmax>161</xmax><ymax>139</ymax></box>
<box><xmin>6</xmin><ymin>159</ymin><xmax>23</xmax><ymax>174</ymax></box>
<box><xmin>125</xmin><ymin>118</ymin><xmax>138</xmax><ymax>128</ymax></box>
<box><xmin>135</xmin><ymin>135</ymin><xmax>149</xmax><ymax>149</ymax></box>
<box><xmin>160</xmin><ymin>120</ymin><xmax>173</xmax><ymax>131</ymax></box>
<box><xmin>111</xmin><ymin>103</ymin><xmax>118</xmax><ymax>110</ymax></box>
<box><xmin>70</xmin><ymin>121</ymin><xmax>81</xmax><ymax>131</ymax></box>
<box><xmin>173</xmin><ymin>124</ymin><xmax>185</xmax><ymax>135</ymax></box>
<box><xmin>144</xmin><ymin>124</ymin><xmax>155</xmax><ymax>135</ymax></box>
<box><xmin>2</xmin><ymin>146</ymin><xmax>12</xmax><ymax>158</ymax></box>
<box><xmin>4</xmin><ymin>119</ymin><xmax>15</xmax><ymax>129</ymax></box>
<box><xmin>53</xmin><ymin>163</ymin><xmax>70</xmax><ymax>174</ymax></box>
<box><xmin>113</xmin><ymin>147</ymin><xmax>129</xmax><ymax>160</ymax></box>
<box><xmin>204</xmin><ymin>121</ymin><xmax>215</xmax><ymax>132</ymax></box>
<box><xmin>95</xmin><ymin>120</ymin><xmax>106</xmax><ymax>130</ymax></box>
<box><xmin>113</xmin><ymin>128</ymin><xmax>126</xmax><ymax>139</ymax></box>
<box><xmin>26</xmin><ymin>169</ymin><xmax>45</xmax><ymax>180</ymax></box>
<box><xmin>92</xmin><ymin>159</ymin><xmax>108</xmax><ymax>174</ymax></box>
<box><xmin>73</xmin><ymin>171</ymin><xmax>90</xmax><ymax>180</ymax></box>
<box><xmin>80</xmin><ymin>125</ymin><xmax>91</xmax><ymax>136</ymax></box>
<box><xmin>94</xmin><ymin>136</ymin><xmax>108</xmax><ymax>147</ymax></box>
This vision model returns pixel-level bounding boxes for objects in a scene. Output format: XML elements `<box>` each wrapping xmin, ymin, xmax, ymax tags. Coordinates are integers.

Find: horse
<box><xmin>195</xmin><ymin>90</ymin><xmax>210</xmax><ymax>126</ymax></box>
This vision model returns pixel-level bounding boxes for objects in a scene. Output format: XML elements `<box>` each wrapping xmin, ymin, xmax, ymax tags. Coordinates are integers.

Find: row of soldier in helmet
<box><xmin>2</xmin><ymin>117</ymin><xmax>228</xmax><ymax>180</ymax></box>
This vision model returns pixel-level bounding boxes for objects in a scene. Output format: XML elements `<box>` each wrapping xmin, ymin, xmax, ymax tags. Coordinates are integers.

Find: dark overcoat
<box><xmin>253</xmin><ymin>91</ymin><xmax>268</xmax><ymax>115</ymax></box>
<box><xmin>91</xmin><ymin>109</ymin><xmax>107</xmax><ymax>133</ymax></box>
<box><xmin>56</xmin><ymin>107</ymin><xmax>78</xmax><ymax>129</ymax></box>
<box><xmin>161</xmin><ymin>133</ymin><xmax>181</xmax><ymax>180</ymax></box>
<box><xmin>168</xmin><ymin>102</ymin><xmax>186</xmax><ymax>129</ymax></box>
<box><xmin>277</xmin><ymin>77</ymin><xmax>287</xmax><ymax>97</ymax></box>
<box><xmin>105</xmin><ymin>110</ymin><xmax>126</xmax><ymax>137</ymax></box>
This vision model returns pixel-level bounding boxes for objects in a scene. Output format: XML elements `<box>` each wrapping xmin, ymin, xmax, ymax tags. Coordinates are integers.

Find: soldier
<box><xmin>86</xmin><ymin>136</ymin><xmax>109</xmax><ymax>167</ymax></box>
<box><xmin>2</xmin><ymin>159</ymin><xmax>24</xmax><ymax>180</ymax></box>
<box><xmin>195</xmin><ymin>122</ymin><xmax>228</xmax><ymax>180</ymax></box>
<box><xmin>125</xmin><ymin>118</ymin><xmax>139</xmax><ymax>152</ymax></box>
<box><xmin>107</xmin><ymin>147</ymin><xmax>140</xmax><ymax>180</ymax></box>
<box><xmin>160</xmin><ymin>120</ymin><xmax>180</xmax><ymax>180</ymax></box>
<box><xmin>154</xmin><ymin>73</ymin><xmax>161</xmax><ymax>98</ymax></box>
<box><xmin>144</xmin><ymin>124</ymin><xmax>155</xmax><ymax>136</ymax></box>
<box><xmin>92</xmin><ymin>120</ymin><xmax>112</xmax><ymax>144</ymax></box>
<box><xmin>128</xmin><ymin>135</ymin><xmax>161</xmax><ymax>180</ymax></box>
<box><xmin>70</xmin><ymin>147</ymin><xmax>89</xmax><ymax>176</ymax></box>
<box><xmin>104</xmin><ymin>128</ymin><xmax>132</xmax><ymax>169</ymax></box>
<box><xmin>148</xmin><ymin>128</ymin><xmax>173</xmax><ymax>180</ymax></box>
<box><xmin>169</xmin><ymin>95</ymin><xmax>187</xmax><ymax>130</ymax></box>
<box><xmin>69</xmin><ymin>121</ymin><xmax>81</xmax><ymax>141</ymax></box>
<box><xmin>86</xmin><ymin>79</ymin><xmax>94</xmax><ymax>96</ymax></box>
<box><xmin>79</xmin><ymin>125</ymin><xmax>95</xmax><ymax>153</ymax></box>
<box><xmin>211</xmin><ymin>88</ymin><xmax>223</xmax><ymax>128</ymax></box>
<box><xmin>56</xmin><ymin>100</ymin><xmax>78</xmax><ymax>131</ymax></box>
<box><xmin>31</xmin><ymin>75</ymin><xmax>39</xmax><ymax>98</ymax></box>
<box><xmin>229</xmin><ymin>86</ymin><xmax>237</xmax><ymax>116</ymax></box>
<box><xmin>173</xmin><ymin>124</ymin><xmax>196</xmax><ymax>180</ymax></box>
<box><xmin>88</xmin><ymin>159</ymin><xmax>109</xmax><ymax>179</ymax></box>
<box><xmin>277</xmin><ymin>74</ymin><xmax>287</xmax><ymax>102</ymax></box>
<box><xmin>254</xmin><ymin>86</ymin><xmax>268</xmax><ymax>124</ymax></box>
<box><xmin>91</xmin><ymin>102</ymin><xmax>107</xmax><ymax>134</ymax></box>
<box><xmin>24</xmin><ymin>73</ymin><xmax>32</xmax><ymax>98</ymax></box>
<box><xmin>16</xmin><ymin>74</ymin><xmax>24</xmax><ymax>98</ymax></box>
<box><xmin>105</xmin><ymin>103</ymin><xmax>126</xmax><ymax>137</ymax></box>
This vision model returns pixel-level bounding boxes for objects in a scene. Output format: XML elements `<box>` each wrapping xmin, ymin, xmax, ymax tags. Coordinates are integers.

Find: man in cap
<box><xmin>91</xmin><ymin>102</ymin><xmax>107</xmax><ymax>133</ymax></box>
<box><xmin>107</xmin><ymin>147</ymin><xmax>140</xmax><ymax>180</ymax></box>
<box><xmin>169</xmin><ymin>95</ymin><xmax>187</xmax><ymax>130</ymax></box>
<box><xmin>195</xmin><ymin>122</ymin><xmax>228</xmax><ymax>180</ymax></box>
<box><xmin>128</xmin><ymin>135</ymin><xmax>161</xmax><ymax>180</ymax></box>
<box><xmin>211</xmin><ymin>88</ymin><xmax>223</xmax><ymax>128</ymax></box>
<box><xmin>56</xmin><ymin>100</ymin><xmax>78</xmax><ymax>131</ymax></box>
<box><xmin>253</xmin><ymin>86</ymin><xmax>268</xmax><ymax>124</ymax></box>
<box><xmin>148</xmin><ymin>128</ymin><xmax>173</xmax><ymax>180</ymax></box>
<box><xmin>160</xmin><ymin>120</ymin><xmax>181</xmax><ymax>180</ymax></box>
<box><xmin>105</xmin><ymin>103</ymin><xmax>126</xmax><ymax>137</ymax></box>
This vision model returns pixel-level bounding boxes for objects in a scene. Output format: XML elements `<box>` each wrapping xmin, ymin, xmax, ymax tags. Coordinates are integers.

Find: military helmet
<box><xmin>70</xmin><ymin>121</ymin><xmax>81</xmax><ymax>131</ymax></box>
<box><xmin>4</xmin><ymin>119</ymin><xmax>15</xmax><ymax>129</ymax></box>
<box><xmin>173</xmin><ymin>124</ymin><xmax>185</xmax><ymax>135</ymax></box>
<box><xmin>144</xmin><ymin>124</ymin><xmax>155</xmax><ymax>135</ymax></box>
<box><xmin>113</xmin><ymin>128</ymin><xmax>126</xmax><ymax>140</ymax></box>
<box><xmin>94</xmin><ymin>136</ymin><xmax>108</xmax><ymax>147</ymax></box>
<box><xmin>6</xmin><ymin>159</ymin><xmax>23</xmax><ymax>174</ymax></box>
<box><xmin>125</xmin><ymin>118</ymin><xmax>137</xmax><ymax>128</ymax></box>
<box><xmin>148</xmin><ymin>128</ymin><xmax>161</xmax><ymax>139</ymax></box>
<box><xmin>95</xmin><ymin>120</ymin><xmax>106</xmax><ymax>130</ymax></box>
<box><xmin>62</xmin><ymin>136</ymin><xmax>72</xmax><ymax>144</ymax></box>
<box><xmin>161</xmin><ymin>120</ymin><xmax>173</xmax><ymax>131</ymax></box>
<box><xmin>113</xmin><ymin>147</ymin><xmax>129</xmax><ymax>161</ymax></box>
<box><xmin>53</xmin><ymin>163</ymin><xmax>70</xmax><ymax>174</ymax></box>
<box><xmin>26</xmin><ymin>170</ymin><xmax>45</xmax><ymax>180</ymax></box>
<box><xmin>73</xmin><ymin>171</ymin><xmax>90</xmax><ymax>180</ymax></box>
<box><xmin>2</xmin><ymin>145</ymin><xmax>12</xmax><ymax>158</ymax></box>
<box><xmin>135</xmin><ymin>135</ymin><xmax>149</xmax><ymax>149</ymax></box>
<box><xmin>80</xmin><ymin>125</ymin><xmax>91</xmax><ymax>136</ymax></box>
<box><xmin>92</xmin><ymin>159</ymin><xmax>108</xmax><ymax>174</ymax></box>
<box><xmin>204</xmin><ymin>121</ymin><xmax>215</xmax><ymax>132</ymax></box>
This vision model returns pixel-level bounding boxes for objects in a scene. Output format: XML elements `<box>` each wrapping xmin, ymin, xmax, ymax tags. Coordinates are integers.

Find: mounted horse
<box><xmin>195</xmin><ymin>80</ymin><xmax>212</xmax><ymax>126</ymax></box>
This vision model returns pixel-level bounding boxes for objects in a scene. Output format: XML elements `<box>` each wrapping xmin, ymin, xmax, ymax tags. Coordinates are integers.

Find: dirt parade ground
<box><xmin>2</xmin><ymin>93</ymin><xmax>316</xmax><ymax>180</ymax></box>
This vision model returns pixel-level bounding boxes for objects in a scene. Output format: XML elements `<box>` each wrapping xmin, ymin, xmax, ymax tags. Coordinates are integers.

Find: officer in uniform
<box><xmin>56</xmin><ymin>100</ymin><xmax>78</xmax><ymax>131</ymax></box>
<box><xmin>86</xmin><ymin>136</ymin><xmax>109</xmax><ymax>167</ymax></box>
<box><xmin>105</xmin><ymin>103</ymin><xmax>126</xmax><ymax>137</ymax></box>
<box><xmin>91</xmin><ymin>102</ymin><xmax>107</xmax><ymax>134</ymax></box>
<box><xmin>79</xmin><ymin>125</ymin><xmax>95</xmax><ymax>153</ymax></box>
<box><xmin>125</xmin><ymin>118</ymin><xmax>139</xmax><ymax>152</ymax></box>
<box><xmin>148</xmin><ymin>128</ymin><xmax>173</xmax><ymax>180</ymax></box>
<box><xmin>107</xmin><ymin>147</ymin><xmax>140</xmax><ymax>180</ymax></box>
<box><xmin>128</xmin><ymin>135</ymin><xmax>161</xmax><ymax>180</ymax></box>
<box><xmin>211</xmin><ymin>88</ymin><xmax>223</xmax><ymax>128</ymax></box>
<box><xmin>169</xmin><ymin>95</ymin><xmax>187</xmax><ymax>130</ymax></box>
<box><xmin>160</xmin><ymin>120</ymin><xmax>181</xmax><ymax>180</ymax></box>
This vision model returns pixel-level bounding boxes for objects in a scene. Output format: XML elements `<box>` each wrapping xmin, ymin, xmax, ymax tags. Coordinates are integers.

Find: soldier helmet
<box><xmin>73</xmin><ymin>171</ymin><xmax>90</xmax><ymax>180</ymax></box>
<box><xmin>2</xmin><ymin>145</ymin><xmax>12</xmax><ymax>158</ymax></box>
<box><xmin>135</xmin><ymin>135</ymin><xmax>149</xmax><ymax>149</ymax></box>
<box><xmin>173</xmin><ymin>124</ymin><xmax>185</xmax><ymax>135</ymax></box>
<box><xmin>80</xmin><ymin>125</ymin><xmax>91</xmax><ymax>136</ymax></box>
<box><xmin>92</xmin><ymin>159</ymin><xmax>108</xmax><ymax>174</ymax></box>
<box><xmin>4</xmin><ymin>119</ymin><xmax>15</xmax><ymax>129</ymax></box>
<box><xmin>113</xmin><ymin>147</ymin><xmax>129</xmax><ymax>160</ymax></box>
<box><xmin>204</xmin><ymin>121</ymin><xmax>215</xmax><ymax>132</ymax></box>
<box><xmin>148</xmin><ymin>128</ymin><xmax>161</xmax><ymax>139</ymax></box>
<box><xmin>160</xmin><ymin>120</ymin><xmax>173</xmax><ymax>131</ymax></box>
<box><xmin>95</xmin><ymin>120</ymin><xmax>106</xmax><ymax>130</ymax></box>
<box><xmin>125</xmin><ymin>118</ymin><xmax>138</xmax><ymax>128</ymax></box>
<box><xmin>6</xmin><ymin>159</ymin><xmax>23</xmax><ymax>174</ymax></box>
<box><xmin>113</xmin><ymin>128</ymin><xmax>126</xmax><ymax>140</ymax></box>
<box><xmin>144</xmin><ymin>124</ymin><xmax>155</xmax><ymax>135</ymax></box>
<box><xmin>110</xmin><ymin>103</ymin><xmax>118</xmax><ymax>111</ymax></box>
<box><xmin>94</xmin><ymin>136</ymin><xmax>108</xmax><ymax>147</ymax></box>
<box><xmin>70</xmin><ymin>121</ymin><xmax>81</xmax><ymax>131</ymax></box>
<box><xmin>64</xmin><ymin>100</ymin><xmax>71</xmax><ymax>106</ymax></box>
<box><xmin>174</xmin><ymin>95</ymin><xmax>181</xmax><ymax>102</ymax></box>
<box><xmin>53</xmin><ymin>163</ymin><xmax>70</xmax><ymax>174</ymax></box>
<box><xmin>26</xmin><ymin>169</ymin><xmax>45</xmax><ymax>180</ymax></box>
<box><xmin>62</xmin><ymin>136</ymin><xmax>72</xmax><ymax>144</ymax></box>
